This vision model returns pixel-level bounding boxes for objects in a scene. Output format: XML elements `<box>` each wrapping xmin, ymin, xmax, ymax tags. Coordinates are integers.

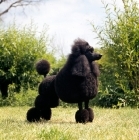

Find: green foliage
<box><xmin>0</xmin><ymin>88</ymin><xmax>37</xmax><ymax>107</ymax></box>
<box><xmin>91</xmin><ymin>0</ymin><xmax>139</xmax><ymax>107</ymax></box>
<box><xmin>49</xmin><ymin>55</ymin><xmax>67</xmax><ymax>75</ymax></box>
<box><xmin>97</xmin><ymin>87</ymin><xmax>125</xmax><ymax>108</ymax></box>
<box><xmin>90</xmin><ymin>87</ymin><xmax>139</xmax><ymax>108</ymax></box>
<box><xmin>0</xmin><ymin>23</ymin><xmax>56</xmax><ymax>93</ymax></box>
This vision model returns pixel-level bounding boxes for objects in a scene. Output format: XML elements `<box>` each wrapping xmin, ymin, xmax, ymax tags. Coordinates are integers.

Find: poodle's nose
<box><xmin>99</xmin><ymin>54</ymin><xmax>103</xmax><ymax>58</ymax></box>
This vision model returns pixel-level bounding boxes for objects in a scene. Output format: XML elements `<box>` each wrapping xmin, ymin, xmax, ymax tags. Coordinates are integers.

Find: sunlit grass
<box><xmin>0</xmin><ymin>107</ymin><xmax>138</xmax><ymax>140</ymax></box>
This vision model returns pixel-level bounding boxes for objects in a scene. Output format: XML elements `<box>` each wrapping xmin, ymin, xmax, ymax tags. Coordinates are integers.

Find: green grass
<box><xmin>0</xmin><ymin>107</ymin><xmax>138</xmax><ymax>140</ymax></box>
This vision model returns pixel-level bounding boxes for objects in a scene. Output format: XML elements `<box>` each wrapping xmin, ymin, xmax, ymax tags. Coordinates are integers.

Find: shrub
<box><xmin>0</xmin><ymin>22</ymin><xmax>56</xmax><ymax>97</ymax></box>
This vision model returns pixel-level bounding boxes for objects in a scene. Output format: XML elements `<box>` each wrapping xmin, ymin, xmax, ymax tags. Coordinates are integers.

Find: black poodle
<box><xmin>26</xmin><ymin>38</ymin><xmax>102</xmax><ymax>123</ymax></box>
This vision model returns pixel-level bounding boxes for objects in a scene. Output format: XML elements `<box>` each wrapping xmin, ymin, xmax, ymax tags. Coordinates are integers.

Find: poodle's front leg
<box><xmin>78</xmin><ymin>102</ymin><xmax>83</xmax><ymax>110</ymax></box>
<box><xmin>85</xmin><ymin>100</ymin><xmax>89</xmax><ymax>109</ymax></box>
<box><xmin>85</xmin><ymin>100</ymin><xmax>94</xmax><ymax>122</ymax></box>
<box><xmin>75</xmin><ymin>102</ymin><xmax>89</xmax><ymax>123</ymax></box>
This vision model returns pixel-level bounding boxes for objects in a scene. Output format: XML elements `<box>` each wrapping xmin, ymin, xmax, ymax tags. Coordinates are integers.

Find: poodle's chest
<box><xmin>55</xmin><ymin>71</ymin><xmax>98</xmax><ymax>103</ymax></box>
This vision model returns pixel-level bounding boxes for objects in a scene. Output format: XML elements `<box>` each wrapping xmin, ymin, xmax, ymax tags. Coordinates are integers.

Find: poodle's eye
<box><xmin>86</xmin><ymin>47</ymin><xmax>94</xmax><ymax>53</ymax></box>
<box><xmin>90</xmin><ymin>47</ymin><xmax>94</xmax><ymax>52</ymax></box>
<box><xmin>85</xmin><ymin>43</ymin><xmax>89</xmax><ymax>46</ymax></box>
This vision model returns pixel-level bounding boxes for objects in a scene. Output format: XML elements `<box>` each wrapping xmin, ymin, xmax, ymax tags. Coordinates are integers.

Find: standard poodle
<box><xmin>26</xmin><ymin>38</ymin><xmax>102</xmax><ymax>123</ymax></box>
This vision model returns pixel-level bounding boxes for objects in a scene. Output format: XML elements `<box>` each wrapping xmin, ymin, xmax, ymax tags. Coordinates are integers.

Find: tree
<box><xmin>0</xmin><ymin>0</ymin><xmax>43</xmax><ymax>17</ymax></box>
<box><xmin>0</xmin><ymin>23</ymin><xmax>56</xmax><ymax>98</ymax></box>
<box><xmin>91</xmin><ymin>0</ymin><xmax>139</xmax><ymax>107</ymax></box>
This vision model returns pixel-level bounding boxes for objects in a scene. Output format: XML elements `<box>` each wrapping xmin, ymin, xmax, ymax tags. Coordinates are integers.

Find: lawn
<box><xmin>0</xmin><ymin>107</ymin><xmax>138</xmax><ymax>140</ymax></box>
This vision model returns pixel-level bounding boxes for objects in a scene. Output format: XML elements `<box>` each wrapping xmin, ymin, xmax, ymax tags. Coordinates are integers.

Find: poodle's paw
<box><xmin>87</xmin><ymin>108</ymin><xmax>94</xmax><ymax>122</ymax></box>
<box><xmin>75</xmin><ymin>109</ymin><xmax>89</xmax><ymax>123</ymax></box>
<box><xmin>26</xmin><ymin>107</ymin><xmax>41</xmax><ymax>122</ymax></box>
<box><xmin>40</xmin><ymin>108</ymin><xmax>52</xmax><ymax>120</ymax></box>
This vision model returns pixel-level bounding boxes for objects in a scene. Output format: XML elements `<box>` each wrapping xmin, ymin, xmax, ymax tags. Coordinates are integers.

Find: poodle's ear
<box><xmin>71</xmin><ymin>55</ymin><xmax>91</xmax><ymax>77</ymax></box>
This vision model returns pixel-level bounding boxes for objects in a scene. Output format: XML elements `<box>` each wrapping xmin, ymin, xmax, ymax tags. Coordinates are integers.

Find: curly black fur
<box><xmin>26</xmin><ymin>38</ymin><xmax>102</xmax><ymax>123</ymax></box>
<box><xmin>38</xmin><ymin>75</ymin><xmax>59</xmax><ymax>108</ymax></box>
<box><xmin>26</xmin><ymin>107</ymin><xmax>41</xmax><ymax>122</ymax></box>
<box><xmin>75</xmin><ymin>109</ymin><xmax>89</xmax><ymax>123</ymax></box>
<box><xmin>55</xmin><ymin>38</ymin><xmax>102</xmax><ymax>103</ymax></box>
<box><xmin>36</xmin><ymin>59</ymin><xmax>50</xmax><ymax>77</ymax></box>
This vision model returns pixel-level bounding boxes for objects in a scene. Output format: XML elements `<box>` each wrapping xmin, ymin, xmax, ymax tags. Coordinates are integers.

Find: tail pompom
<box><xmin>36</xmin><ymin>59</ymin><xmax>50</xmax><ymax>77</ymax></box>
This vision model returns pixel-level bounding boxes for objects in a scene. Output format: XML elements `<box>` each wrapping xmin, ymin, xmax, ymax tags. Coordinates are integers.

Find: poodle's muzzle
<box><xmin>85</xmin><ymin>51</ymin><xmax>102</xmax><ymax>62</ymax></box>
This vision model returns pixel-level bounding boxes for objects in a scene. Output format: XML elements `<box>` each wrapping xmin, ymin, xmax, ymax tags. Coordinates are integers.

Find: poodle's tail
<box><xmin>35</xmin><ymin>59</ymin><xmax>50</xmax><ymax>78</ymax></box>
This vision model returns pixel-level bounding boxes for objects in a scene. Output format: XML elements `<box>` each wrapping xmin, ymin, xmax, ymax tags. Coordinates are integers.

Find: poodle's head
<box><xmin>71</xmin><ymin>39</ymin><xmax>102</xmax><ymax>77</ymax></box>
<box><xmin>71</xmin><ymin>38</ymin><xmax>102</xmax><ymax>62</ymax></box>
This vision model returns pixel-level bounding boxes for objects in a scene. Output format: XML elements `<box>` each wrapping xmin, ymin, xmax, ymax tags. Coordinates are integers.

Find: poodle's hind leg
<box><xmin>26</xmin><ymin>107</ymin><xmax>41</xmax><ymax>122</ymax></box>
<box><xmin>85</xmin><ymin>100</ymin><xmax>94</xmax><ymax>122</ymax></box>
<box><xmin>75</xmin><ymin>102</ymin><xmax>89</xmax><ymax>123</ymax></box>
<box><xmin>35</xmin><ymin>95</ymin><xmax>52</xmax><ymax>121</ymax></box>
<box><xmin>40</xmin><ymin>108</ymin><xmax>52</xmax><ymax>120</ymax></box>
